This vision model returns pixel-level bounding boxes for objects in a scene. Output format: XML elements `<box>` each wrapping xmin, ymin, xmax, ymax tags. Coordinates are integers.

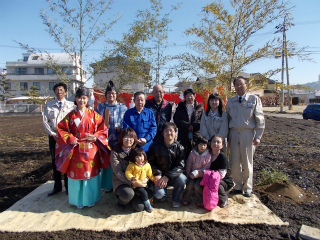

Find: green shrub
<box><xmin>259</xmin><ymin>168</ymin><xmax>288</xmax><ymax>185</ymax></box>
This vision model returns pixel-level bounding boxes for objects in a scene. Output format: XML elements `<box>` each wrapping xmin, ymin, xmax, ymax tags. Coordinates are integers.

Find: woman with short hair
<box><xmin>111</xmin><ymin>128</ymin><xmax>150</xmax><ymax>211</ymax></box>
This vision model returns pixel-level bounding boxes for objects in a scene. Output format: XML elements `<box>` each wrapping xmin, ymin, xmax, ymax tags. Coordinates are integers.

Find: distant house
<box><xmin>91</xmin><ymin>57</ymin><xmax>150</xmax><ymax>93</ymax></box>
<box><xmin>174</xmin><ymin>73</ymin><xmax>279</xmax><ymax>97</ymax></box>
<box><xmin>5</xmin><ymin>53</ymin><xmax>85</xmax><ymax>102</ymax></box>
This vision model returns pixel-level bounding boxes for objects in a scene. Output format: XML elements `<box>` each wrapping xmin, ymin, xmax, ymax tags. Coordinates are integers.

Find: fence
<box><xmin>0</xmin><ymin>103</ymin><xmax>44</xmax><ymax>114</ymax></box>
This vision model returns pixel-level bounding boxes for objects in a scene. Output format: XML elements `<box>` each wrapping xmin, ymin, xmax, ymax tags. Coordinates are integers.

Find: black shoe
<box><xmin>243</xmin><ymin>192</ymin><xmax>252</xmax><ymax>198</ymax></box>
<box><xmin>116</xmin><ymin>203</ymin><xmax>126</xmax><ymax>211</ymax></box>
<box><xmin>48</xmin><ymin>188</ymin><xmax>62</xmax><ymax>196</ymax></box>
<box><xmin>229</xmin><ymin>189</ymin><xmax>242</xmax><ymax>195</ymax></box>
<box><xmin>105</xmin><ymin>188</ymin><xmax>113</xmax><ymax>193</ymax></box>
<box><xmin>219</xmin><ymin>198</ymin><xmax>228</xmax><ymax>208</ymax></box>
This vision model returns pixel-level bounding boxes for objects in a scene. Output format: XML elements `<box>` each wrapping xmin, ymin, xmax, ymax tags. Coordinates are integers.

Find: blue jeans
<box><xmin>153</xmin><ymin>173</ymin><xmax>187</xmax><ymax>203</ymax></box>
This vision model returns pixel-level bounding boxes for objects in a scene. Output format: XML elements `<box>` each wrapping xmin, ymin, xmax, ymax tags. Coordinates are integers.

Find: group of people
<box><xmin>43</xmin><ymin>76</ymin><xmax>265</xmax><ymax>212</ymax></box>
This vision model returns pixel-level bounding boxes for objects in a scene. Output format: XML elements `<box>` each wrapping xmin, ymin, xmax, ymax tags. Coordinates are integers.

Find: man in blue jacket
<box><xmin>123</xmin><ymin>91</ymin><xmax>157</xmax><ymax>152</ymax></box>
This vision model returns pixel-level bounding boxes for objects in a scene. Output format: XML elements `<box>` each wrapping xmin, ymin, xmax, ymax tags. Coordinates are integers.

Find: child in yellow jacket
<box><xmin>125</xmin><ymin>148</ymin><xmax>155</xmax><ymax>212</ymax></box>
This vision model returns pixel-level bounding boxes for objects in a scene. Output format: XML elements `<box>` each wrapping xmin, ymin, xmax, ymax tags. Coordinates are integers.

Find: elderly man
<box><xmin>226</xmin><ymin>76</ymin><xmax>265</xmax><ymax>197</ymax></box>
<box><xmin>123</xmin><ymin>91</ymin><xmax>157</xmax><ymax>152</ymax></box>
<box><xmin>43</xmin><ymin>82</ymin><xmax>75</xmax><ymax>196</ymax></box>
<box><xmin>145</xmin><ymin>84</ymin><xmax>172</xmax><ymax>142</ymax></box>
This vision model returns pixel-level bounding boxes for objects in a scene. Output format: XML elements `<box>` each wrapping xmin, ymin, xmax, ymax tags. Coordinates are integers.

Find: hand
<box><xmin>253</xmin><ymin>138</ymin><xmax>260</xmax><ymax>146</ymax></box>
<box><xmin>158</xmin><ymin>176</ymin><xmax>169</xmax><ymax>189</ymax></box>
<box><xmin>131</xmin><ymin>177</ymin><xmax>137</xmax><ymax>182</ymax></box>
<box><xmin>53</xmin><ymin>134</ymin><xmax>58</xmax><ymax>141</ymax></box>
<box><xmin>132</xmin><ymin>179</ymin><xmax>145</xmax><ymax>188</ymax></box>
<box><xmin>188</xmin><ymin>125</ymin><xmax>193</xmax><ymax>131</ymax></box>
<box><xmin>85</xmin><ymin>134</ymin><xmax>97</xmax><ymax>143</ymax></box>
<box><xmin>137</xmin><ymin>138</ymin><xmax>147</xmax><ymax>146</ymax></box>
<box><xmin>190</xmin><ymin>170</ymin><xmax>199</xmax><ymax>178</ymax></box>
<box><xmin>70</xmin><ymin>139</ymin><xmax>78</xmax><ymax>145</ymax></box>
<box><xmin>140</xmin><ymin>178</ymin><xmax>148</xmax><ymax>185</ymax></box>
<box><xmin>154</xmin><ymin>175</ymin><xmax>162</xmax><ymax>186</ymax></box>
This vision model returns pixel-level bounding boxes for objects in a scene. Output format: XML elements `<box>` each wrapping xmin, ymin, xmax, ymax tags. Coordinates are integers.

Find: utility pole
<box><xmin>284</xmin><ymin>31</ymin><xmax>292</xmax><ymax>110</ymax></box>
<box><xmin>276</xmin><ymin>15</ymin><xmax>291</xmax><ymax>112</ymax></box>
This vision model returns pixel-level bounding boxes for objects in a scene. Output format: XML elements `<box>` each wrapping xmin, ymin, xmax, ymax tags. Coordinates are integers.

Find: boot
<box><xmin>144</xmin><ymin>200</ymin><xmax>154</xmax><ymax>213</ymax></box>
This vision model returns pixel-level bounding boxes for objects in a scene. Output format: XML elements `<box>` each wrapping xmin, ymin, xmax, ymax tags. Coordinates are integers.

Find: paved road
<box><xmin>264</xmin><ymin>112</ymin><xmax>303</xmax><ymax>119</ymax></box>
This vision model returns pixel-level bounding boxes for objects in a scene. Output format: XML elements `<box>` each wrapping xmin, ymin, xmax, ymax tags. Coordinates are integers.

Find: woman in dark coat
<box><xmin>173</xmin><ymin>89</ymin><xmax>204</xmax><ymax>157</ymax></box>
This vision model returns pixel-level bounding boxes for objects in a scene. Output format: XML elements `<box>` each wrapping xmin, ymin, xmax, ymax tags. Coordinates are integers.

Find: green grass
<box><xmin>259</xmin><ymin>168</ymin><xmax>288</xmax><ymax>185</ymax></box>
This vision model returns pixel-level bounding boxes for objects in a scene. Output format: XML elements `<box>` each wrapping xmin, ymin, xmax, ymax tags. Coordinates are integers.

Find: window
<box><xmin>15</xmin><ymin>68</ymin><xmax>27</xmax><ymax>75</ymax></box>
<box><xmin>4</xmin><ymin>82</ymin><xmax>11</xmax><ymax>90</ymax></box>
<box><xmin>62</xmin><ymin>67</ymin><xmax>71</xmax><ymax>75</ymax></box>
<box><xmin>35</xmin><ymin>68</ymin><xmax>44</xmax><ymax>75</ymax></box>
<box><xmin>23</xmin><ymin>56</ymin><xmax>28</xmax><ymax>62</ymax></box>
<box><xmin>32</xmin><ymin>56</ymin><xmax>39</xmax><ymax>60</ymax></box>
<box><xmin>20</xmin><ymin>82</ymin><xmax>28</xmax><ymax>91</ymax></box>
<box><xmin>47</xmin><ymin>68</ymin><xmax>56</xmax><ymax>75</ymax></box>
<box><xmin>49</xmin><ymin>82</ymin><xmax>56</xmax><ymax>91</ymax></box>
<box><xmin>33</xmin><ymin>82</ymin><xmax>40</xmax><ymax>90</ymax></box>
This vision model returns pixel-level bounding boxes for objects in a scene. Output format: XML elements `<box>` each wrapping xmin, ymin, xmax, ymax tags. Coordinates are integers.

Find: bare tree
<box><xmin>178</xmin><ymin>0</ymin><xmax>310</xmax><ymax>96</ymax></box>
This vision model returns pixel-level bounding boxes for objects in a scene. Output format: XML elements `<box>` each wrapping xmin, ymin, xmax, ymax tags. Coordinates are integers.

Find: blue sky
<box><xmin>1</xmin><ymin>0</ymin><xmax>319</xmax><ymax>90</ymax></box>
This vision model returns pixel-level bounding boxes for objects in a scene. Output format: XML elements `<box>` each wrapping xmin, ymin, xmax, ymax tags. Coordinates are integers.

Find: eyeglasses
<box><xmin>164</xmin><ymin>129</ymin><xmax>175</xmax><ymax>133</ymax></box>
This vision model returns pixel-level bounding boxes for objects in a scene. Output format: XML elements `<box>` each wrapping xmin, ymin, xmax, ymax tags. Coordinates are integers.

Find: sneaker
<box><xmin>172</xmin><ymin>201</ymin><xmax>181</xmax><ymax>208</ymax></box>
<box><xmin>87</xmin><ymin>204</ymin><xmax>95</xmax><ymax>208</ymax></box>
<box><xmin>219</xmin><ymin>199</ymin><xmax>228</xmax><ymax>208</ymax></box>
<box><xmin>243</xmin><ymin>192</ymin><xmax>252</xmax><ymax>198</ymax></box>
<box><xmin>144</xmin><ymin>203</ymin><xmax>154</xmax><ymax>213</ymax></box>
<box><xmin>181</xmin><ymin>200</ymin><xmax>190</xmax><ymax>206</ymax></box>
<box><xmin>159</xmin><ymin>195</ymin><xmax>167</xmax><ymax>202</ymax></box>
<box><xmin>196</xmin><ymin>203</ymin><xmax>204</xmax><ymax>208</ymax></box>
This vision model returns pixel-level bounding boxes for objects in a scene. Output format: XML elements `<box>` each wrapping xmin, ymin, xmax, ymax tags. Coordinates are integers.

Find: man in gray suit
<box><xmin>226</xmin><ymin>76</ymin><xmax>265</xmax><ymax>198</ymax></box>
<box><xmin>43</xmin><ymin>82</ymin><xmax>75</xmax><ymax>196</ymax></box>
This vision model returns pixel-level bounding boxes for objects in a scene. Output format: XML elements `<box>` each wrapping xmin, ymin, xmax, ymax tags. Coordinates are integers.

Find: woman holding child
<box><xmin>110</xmin><ymin>128</ymin><xmax>152</xmax><ymax>211</ymax></box>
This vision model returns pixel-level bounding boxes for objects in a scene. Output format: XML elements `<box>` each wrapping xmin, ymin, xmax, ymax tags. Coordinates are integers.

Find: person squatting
<box><xmin>46</xmin><ymin>78</ymin><xmax>264</xmax><ymax>212</ymax></box>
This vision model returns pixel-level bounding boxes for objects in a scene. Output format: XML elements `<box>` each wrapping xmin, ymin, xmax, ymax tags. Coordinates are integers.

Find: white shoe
<box><xmin>172</xmin><ymin>201</ymin><xmax>181</xmax><ymax>208</ymax></box>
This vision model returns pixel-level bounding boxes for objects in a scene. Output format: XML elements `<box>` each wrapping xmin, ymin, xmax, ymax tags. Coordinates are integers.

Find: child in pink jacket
<box><xmin>200</xmin><ymin>170</ymin><xmax>220</xmax><ymax>210</ymax></box>
<box><xmin>181</xmin><ymin>136</ymin><xmax>212</xmax><ymax>207</ymax></box>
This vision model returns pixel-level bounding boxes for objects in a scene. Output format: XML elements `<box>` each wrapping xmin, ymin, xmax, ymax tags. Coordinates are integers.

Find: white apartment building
<box><xmin>91</xmin><ymin>58</ymin><xmax>150</xmax><ymax>93</ymax></box>
<box><xmin>5</xmin><ymin>53</ymin><xmax>86</xmax><ymax>101</ymax></box>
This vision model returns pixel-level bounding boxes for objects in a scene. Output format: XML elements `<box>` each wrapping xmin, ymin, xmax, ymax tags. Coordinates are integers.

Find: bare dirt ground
<box><xmin>0</xmin><ymin>114</ymin><xmax>319</xmax><ymax>240</ymax></box>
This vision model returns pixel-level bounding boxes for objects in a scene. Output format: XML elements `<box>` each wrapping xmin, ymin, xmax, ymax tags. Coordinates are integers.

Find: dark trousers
<box><xmin>115</xmin><ymin>184</ymin><xmax>152</xmax><ymax>212</ymax></box>
<box><xmin>182</xmin><ymin>178</ymin><xmax>203</xmax><ymax>204</ymax></box>
<box><xmin>49</xmin><ymin>135</ymin><xmax>68</xmax><ymax>191</ymax></box>
<box><xmin>134</xmin><ymin>187</ymin><xmax>153</xmax><ymax>202</ymax></box>
<box><xmin>218</xmin><ymin>180</ymin><xmax>230</xmax><ymax>205</ymax></box>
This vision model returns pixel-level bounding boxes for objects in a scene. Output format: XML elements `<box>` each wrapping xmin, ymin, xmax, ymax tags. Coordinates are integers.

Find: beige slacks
<box><xmin>229</xmin><ymin>128</ymin><xmax>255</xmax><ymax>193</ymax></box>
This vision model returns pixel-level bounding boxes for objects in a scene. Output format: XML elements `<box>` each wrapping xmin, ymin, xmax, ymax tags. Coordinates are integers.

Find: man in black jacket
<box><xmin>145</xmin><ymin>84</ymin><xmax>172</xmax><ymax>142</ymax></box>
<box><xmin>148</xmin><ymin>122</ymin><xmax>186</xmax><ymax>208</ymax></box>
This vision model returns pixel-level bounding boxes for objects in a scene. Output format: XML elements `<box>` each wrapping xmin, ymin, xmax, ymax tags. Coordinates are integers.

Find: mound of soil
<box><xmin>257</xmin><ymin>180</ymin><xmax>316</xmax><ymax>204</ymax></box>
<box><xmin>0</xmin><ymin>115</ymin><xmax>319</xmax><ymax>239</ymax></box>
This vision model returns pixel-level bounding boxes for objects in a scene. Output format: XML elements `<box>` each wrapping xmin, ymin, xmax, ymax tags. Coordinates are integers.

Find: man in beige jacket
<box><xmin>226</xmin><ymin>76</ymin><xmax>265</xmax><ymax>197</ymax></box>
<box><xmin>43</xmin><ymin>82</ymin><xmax>75</xmax><ymax>196</ymax></box>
